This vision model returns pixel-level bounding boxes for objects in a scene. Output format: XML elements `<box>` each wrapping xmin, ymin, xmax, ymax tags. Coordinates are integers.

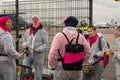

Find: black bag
<box><xmin>58</xmin><ymin>32</ymin><xmax>85</xmax><ymax>70</ymax></box>
<box><xmin>98</xmin><ymin>37</ymin><xmax>110</xmax><ymax>63</ymax></box>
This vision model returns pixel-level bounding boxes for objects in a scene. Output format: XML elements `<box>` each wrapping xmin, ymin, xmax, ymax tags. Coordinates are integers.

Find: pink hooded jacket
<box><xmin>48</xmin><ymin>27</ymin><xmax>91</xmax><ymax>69</ymax></box>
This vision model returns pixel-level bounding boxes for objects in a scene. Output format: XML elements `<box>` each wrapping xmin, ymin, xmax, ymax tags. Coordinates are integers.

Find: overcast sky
<box><xmin>0</xmin><ymin>0</ymin><xmax>120</xmax><ymax>25</ymax></box>
<box><xmin>93</xmin><ymin>0</ymin><xmax>120</xmax><ymax>25</ymax></box>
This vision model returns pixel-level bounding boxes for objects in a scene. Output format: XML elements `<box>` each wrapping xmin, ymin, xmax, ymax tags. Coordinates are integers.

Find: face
<box><xmin>87</xmin><ymin>28</ymin><xmax>96</xmax><ymax>37</ymax></box>
<box><xmin>5</xmin><ymin>20</ymin><xmax>12</xmax><ymax>30</ymax></box>
<box><xmin>32</xmin><ymin>17</ymin><xmax>38</xmax><ymax>25</ymax></box>
<box><xmin>114</xmin><ymin>27</ymin><xmax>120</xmax><ymax>38</ymax></box>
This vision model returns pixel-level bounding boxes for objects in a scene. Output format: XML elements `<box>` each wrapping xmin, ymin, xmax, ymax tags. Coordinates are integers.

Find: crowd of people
<box><xmin>0</xmin><ymin>15</ymin><xmax>120</xmax><ymax>80</ymax></box>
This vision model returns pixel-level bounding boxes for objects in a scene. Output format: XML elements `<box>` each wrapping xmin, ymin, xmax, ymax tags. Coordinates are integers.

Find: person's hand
<box><xmin>18</xmin><ymin>53</ymin><xmax>24</xmax><ymax>59</ymax></box>
<box><xmin>34</xmin><ymin>48</ymin><xmax>40</xmax><ymax>53</ymax></box>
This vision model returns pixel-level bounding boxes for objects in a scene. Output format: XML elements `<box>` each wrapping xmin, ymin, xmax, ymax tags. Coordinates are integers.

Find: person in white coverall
<box><xmin>113</xmin><ymin>26</ymin><xmax>120</xmax><ymax>80</ymax></box>
<box><xmin>0</xmin><ymin>16</ymin><xmax>23</xmax><ymax>80</ymax></box>
<box><xmin>82</xmin><ymin>26</ymin><xmax>109</xmax><ymax>80</ymax></box>
<box><xmin>22</xmin><ymin>15</ymin><xmax>48</xmax><ymax>80</ymax></box>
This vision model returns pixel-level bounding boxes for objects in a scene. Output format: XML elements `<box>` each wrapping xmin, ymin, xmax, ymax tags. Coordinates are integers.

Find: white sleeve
<box><xmin>3</xmin><ymin>34</ymin><xmax>19</xmax><ymax>59</ymax></box>
<box><xmin>114</xmin><ymin>38</ymin><xmax>120</xmax><ymax>60</ymax></box>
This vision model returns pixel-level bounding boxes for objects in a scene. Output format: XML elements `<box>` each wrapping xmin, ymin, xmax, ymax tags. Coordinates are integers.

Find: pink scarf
<box><xmin>29</xmin><ymin>24</ymin><xmax>42</xmax><ymax>35</ymax></box>
<box><xmin>88</xmin><ymin>34</ymin><xmax>98</xmax><ymax>46</ymax></box>
<box><xmin>0</xmin><ymin>16</ymin><xmax>10</xmax><ymax>32</ymax></box>
<box><xmin>29</xmin><ymin>15</ymin><xmax>41</xmax><ymax>35</ymax></box>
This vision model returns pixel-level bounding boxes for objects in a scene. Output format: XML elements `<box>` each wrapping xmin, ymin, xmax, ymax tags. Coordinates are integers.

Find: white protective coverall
<box><xmin>0</xmin><ymin>28</ymin><xmax>20</xmax><ymax>80</ymax></box>
<box><xmin>23</xmin><ymin>27</ymin><xmax>48</xmax><ymax>80</ymax></box>
<box><xmin>114</xmin><ymin>37</ymin><xmax>120</xmax><ymax>80</ymax></box>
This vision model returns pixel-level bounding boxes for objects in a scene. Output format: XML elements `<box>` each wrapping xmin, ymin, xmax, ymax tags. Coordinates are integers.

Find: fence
<box><xmin>0</xmin><ymin>0</ymin><xmax>93</xmax><ymax>79</ymax></box>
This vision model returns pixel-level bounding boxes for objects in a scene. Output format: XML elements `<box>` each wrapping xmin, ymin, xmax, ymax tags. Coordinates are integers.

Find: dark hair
<box><xmin>64</xmin><ymin>16</ymin><xmax>78</xmax><ymax>27</ymax></box>
<box><xmin>88</xmin><ymin>26</ymin><xmax>96</xmax><ymax>31</ymax></box>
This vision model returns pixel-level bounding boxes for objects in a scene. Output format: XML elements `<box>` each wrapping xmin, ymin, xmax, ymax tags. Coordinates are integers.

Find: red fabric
<box><xmin>32</xmin><ymin>15</ymin><xmax>40</xmax><ymax>28</ymax></box>
<box><xmin>23</xmin><ymin>76</ymin><xmax>27</xmax><ymax>80</ymax></box>
<box><xmin>103</xmin><ymin>53</ymin><xmax>109</xmax><ymax>66</ymax></box>
<box><xmin>0</xmin><ymin>16</ymin><xmax>10</xmax><ymax>32</ymax></box>
<box><xmin>29</xmin><ymin>76</ymin><xmax>33</xmax><ymax>80</ymax></box>
<box><xmin>88</xmin><ymin>34</ymin><xmax>98</xmax><ymax>46</ymax></box>
<box><xmin>29</xmin><ymin>24</ymin><xmax>33</xmax><ymax>35</ymax></box>
<box><xmin>29</xmin><ymin>24</ymin><xmax>41</xmax><ymax>35</ymax></box>
<box><xmin>29</xmin><ymin>15</ymin><xmax>41</xmax><ymax>35</ymax></box>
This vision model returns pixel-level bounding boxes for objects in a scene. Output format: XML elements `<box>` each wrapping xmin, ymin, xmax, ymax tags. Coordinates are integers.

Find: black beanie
<box><xmin>64</xmin><ymin>16</ymin><xmax>78</xmax><ymax>27</ymax></box>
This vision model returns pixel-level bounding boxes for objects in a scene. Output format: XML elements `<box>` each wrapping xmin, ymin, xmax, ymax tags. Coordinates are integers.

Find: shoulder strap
<box><xmin>98</xmin><ymin>37</ymin><xmax>102</xmax><ymax>51</ymax></box>
<box><xmin>61</xmin><ymin>32</ymin><xmax>70</xmax><ymax>43</ymax></box>
<box><xmin>61</xmin><ymin>32</ymin><xmax>79</xmax><ymax>44</ymax></box>
<box><xmin>58</xmin><ymin>49</ymin><xmax>63</xmax><ymax>62</ymax></box>
<box><xmin>76</xmin><ymin>33</ymin><xmax>79</xmax><ymax>44</ymax></box>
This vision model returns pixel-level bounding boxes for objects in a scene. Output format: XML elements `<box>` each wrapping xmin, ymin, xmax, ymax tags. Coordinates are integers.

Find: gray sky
<box><xmin>0</xmin><ymin>0</ymin><xmax>120</xmax><ymax>25</ymax></box>
<box><xmin>93</xmin><ymin>0</ymin><xmax>120</xmax><ymax>25</ymax></box>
